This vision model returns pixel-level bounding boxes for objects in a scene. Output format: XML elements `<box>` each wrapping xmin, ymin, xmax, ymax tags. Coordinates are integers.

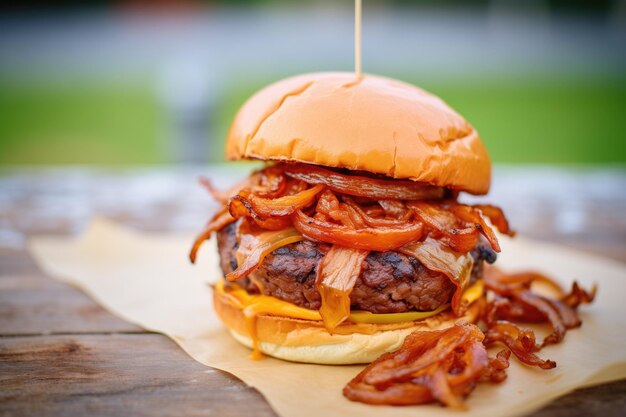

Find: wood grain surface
<box><xmin>1</xmin><ymin>167</ymin><xmax>625</xmax><ymax>416</ymax></box>
<box><xmin>0</xmin><ymin>335</ymin><xmax>276</xmax><ymax>417</ymax></box>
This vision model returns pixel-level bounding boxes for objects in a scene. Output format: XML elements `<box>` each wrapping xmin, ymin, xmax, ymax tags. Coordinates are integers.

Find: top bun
<box><xmin>226</xmin><ymin>72</ymin><xmax>491</xmax><ymax>195</ymax></box>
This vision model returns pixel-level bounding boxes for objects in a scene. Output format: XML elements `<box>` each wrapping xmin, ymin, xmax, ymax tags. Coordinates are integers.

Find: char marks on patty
<box><xmin>217</xmin><ymin>222</ymin><xmax>494</xmax><ymax>314</ymax></box>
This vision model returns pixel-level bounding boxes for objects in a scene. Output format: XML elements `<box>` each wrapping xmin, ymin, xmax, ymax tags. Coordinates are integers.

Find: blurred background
<box><xmin>0</xmin><ymin>0</ymin><xmax>625</xmax><ymax>166</ymax></box>
<box><xmin>2</xmin><ymin>4</ymin><xmax>626</xmax><ymax>413</ymax></box>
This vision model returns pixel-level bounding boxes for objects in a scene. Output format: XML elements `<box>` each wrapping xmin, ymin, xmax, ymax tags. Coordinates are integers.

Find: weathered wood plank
<box><xmin>0</xmin><ymin>275</ymin><xmax>141</xmax><ymax>335</ymax></box>
<box><xmin>0</xmin><ymin>334</ymin><xmax>624</xmax><ymax>417</ymax></box>
<box><xmin>0</xmin><ymin>334</ymin><xmax>277</xmax><ymax>417</ymax></box>
<box><xmin>530</xmin><ymin>380</ymin><xmax>626</xmax><ymax>417</ymax></box>
<box><xmin>0</xmin><ymin>249</ymin><xmax>43</xmax><ymax>276</ymax></box>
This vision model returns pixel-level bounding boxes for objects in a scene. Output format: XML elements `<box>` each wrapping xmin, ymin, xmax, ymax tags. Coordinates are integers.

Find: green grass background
<box><xmin>1</xmin><ymin>74</ymin><xmax>624</xmax><ymax>165</ymax></box>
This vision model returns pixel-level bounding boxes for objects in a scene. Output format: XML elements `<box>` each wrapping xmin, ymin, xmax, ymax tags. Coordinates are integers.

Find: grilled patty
<box><xmin>217</xmin><ymin>222</ymin><xmax>495</xmax><ymax>314</ymax></box>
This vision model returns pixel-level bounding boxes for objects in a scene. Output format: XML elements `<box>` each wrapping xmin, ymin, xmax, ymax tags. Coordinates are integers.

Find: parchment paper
<box><xmin>29</xmin><ymin>218</ymin><xmax>626</xmax><ymax>417</ymax></box>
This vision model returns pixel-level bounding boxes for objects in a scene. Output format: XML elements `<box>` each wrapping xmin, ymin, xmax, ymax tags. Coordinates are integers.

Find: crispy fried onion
<box><xmin>344</xmin><ymin>268</ymin><xmax>596</xmax><ymax>408</ymax></box>
<box><xmin>316</xmin><ymin>246</ymin><xmax>369</xmax><ymax>333</ymax></box>
<box><xmin>189</xmin><ymin>209</ymin><xmax>235</xmax><ymax>263</ymax></box>
<box><xmin>408</xmin><ymin>201</ymin><xmax>514</xmax><ymax>253</ymax></box>
<box><xmin>229</xmin><ymin>184</ymin><xmax>324</xmax><ymax>219</ymax></box>
<box><xmin>248</xmin><ymin>166</ymin><xmax>288</xmax><ymax>198</ymax></box>
<box><xmin>190</xmin><ymin>164</ymin><xmax>512</xmax><ymax>265</ymax></box>
<box><xmin>399</xmin><ymin>237</ymin><xmax>474</xmax><ymax>315</ymax></box>
<box><xmin>473</xmin><ymin>204</ymin><xmax>515</xmax><ymax>237</ymax></box>
<box><xmin>484</xmin><ymin>267</ymin><xmax>596</xmax><ymax>346</ymax></box>
<box><xmin>483</xmin><ymin>320</ymin><xmax>556</xmax><ymax>369</ymax></box>
<box><xmin>198</xmin><ymin>176</ymin><xmax>249</xmax><ymax>204</ymax></box>
<box><xmin>481</xmin><ymin>349</ymin><xmax>511</xmax><ymax>383</ymax></box>
<box><xmin>343</xmin><ymin>322</ymin><xmax>491</xmax><ymax>409</ymax></box>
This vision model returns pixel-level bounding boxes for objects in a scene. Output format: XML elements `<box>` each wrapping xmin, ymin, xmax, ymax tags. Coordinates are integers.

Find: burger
<box><xmin>189</xmin><ymin>72</ymin><xmax>595</xmax><ymax>408</ymax></box>
<box><xmin>190</xmin><ymin>72</ymin><xmax>514</xmax><ymax>365</ymax></box>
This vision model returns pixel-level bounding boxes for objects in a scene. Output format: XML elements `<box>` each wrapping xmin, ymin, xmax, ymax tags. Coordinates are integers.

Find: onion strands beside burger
<box><xmin>344</xmin><ymin>267</ymin><xmax>595</xmax><ymax>408</ymax></box>
<box><xmin>343</xmin><ymin>322</ymin><xmax>489</xmax><ymax>409</ymax></box>
<box><xmin>483</xmin><ymin>267</ymin><xmax>596</xmax><ymax>347</ymax></box>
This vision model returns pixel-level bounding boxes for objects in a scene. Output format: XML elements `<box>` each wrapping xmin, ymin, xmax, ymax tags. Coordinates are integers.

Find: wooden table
<box><xmin>1</xmin><ymin>166</ymin><xmax>625</xmax><ymax>416</ymax></box>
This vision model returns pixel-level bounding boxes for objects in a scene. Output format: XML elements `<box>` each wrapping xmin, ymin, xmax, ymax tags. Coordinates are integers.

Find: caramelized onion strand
<box><xmin>293</xmin><ymin>209</ymin><xmax>424</xmax><ymax>251</ymax></box>
<box><xmin>189</xmin><ymin>210</ymin><xmax>235</xmax><ymax>263</ymax></box>
<box><xmin>316</xmin><ymin>246</ymin><xmax>369</xmax><ymax>333</ymax></box>
<box><xmin>282</xmin><ymin>163</ymin><xmax>446</xmax><ymax>200</ymax></box>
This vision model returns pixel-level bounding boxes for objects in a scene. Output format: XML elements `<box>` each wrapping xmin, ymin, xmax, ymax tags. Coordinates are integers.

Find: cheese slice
<box><xmin>215</xmin><ymin>279</ymin><xmax>484</xmax><ymax>325</ymax></box>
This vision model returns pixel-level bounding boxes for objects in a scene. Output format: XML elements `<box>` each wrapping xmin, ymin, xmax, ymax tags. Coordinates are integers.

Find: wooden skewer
<box><xmin>355</xmin><ymin>0</ymin><xmax>362</xmax><ymax>78</ymax></box>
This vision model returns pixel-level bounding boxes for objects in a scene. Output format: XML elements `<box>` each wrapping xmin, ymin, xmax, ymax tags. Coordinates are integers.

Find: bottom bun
<box><xmin>213</xmin><ymin>285</ymin><xmax>482</xmax><ymax>365</ymax></box>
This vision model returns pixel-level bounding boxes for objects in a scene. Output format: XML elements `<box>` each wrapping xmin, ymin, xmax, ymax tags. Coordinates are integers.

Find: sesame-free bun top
<box><xmin>226</xmin><ymin>72</ymin><xmax>491</xmax><ymax>195</ymax></box>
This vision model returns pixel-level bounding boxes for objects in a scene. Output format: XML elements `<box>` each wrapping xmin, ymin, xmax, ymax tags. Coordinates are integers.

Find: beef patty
<box><xmin>217</xmin><ymin>222</ymin><xmax>496</xmax><ymax>314</ymax></box>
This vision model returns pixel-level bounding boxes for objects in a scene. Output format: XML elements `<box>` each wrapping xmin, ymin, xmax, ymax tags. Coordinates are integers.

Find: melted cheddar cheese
<box><xmin>215</xmin><ymin>278</ymin><xmax>484</xmax><ymax>325</ymax></box>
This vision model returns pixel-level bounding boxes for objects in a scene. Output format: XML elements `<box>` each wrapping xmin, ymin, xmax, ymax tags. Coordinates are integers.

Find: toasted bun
<box><xmin>213</xmin><ymin>287</ymin><xmax>481</xmax><ymax>365</ymax></box>
<box><xmin>226</xmin><ymin>72</ymin><xmax>491</xmax><ymax>195</ymax></box>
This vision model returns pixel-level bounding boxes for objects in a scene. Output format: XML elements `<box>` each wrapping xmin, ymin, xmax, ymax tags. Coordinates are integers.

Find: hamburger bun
<box><xmin>226</xmin><ymin>72</ymin><xmax>491</xmax><ymax>195</ymax></box>
<box><xmin>213</xmin><ymin>286</ymin><xmax>482</xmax><ymax>365</ymax></box>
